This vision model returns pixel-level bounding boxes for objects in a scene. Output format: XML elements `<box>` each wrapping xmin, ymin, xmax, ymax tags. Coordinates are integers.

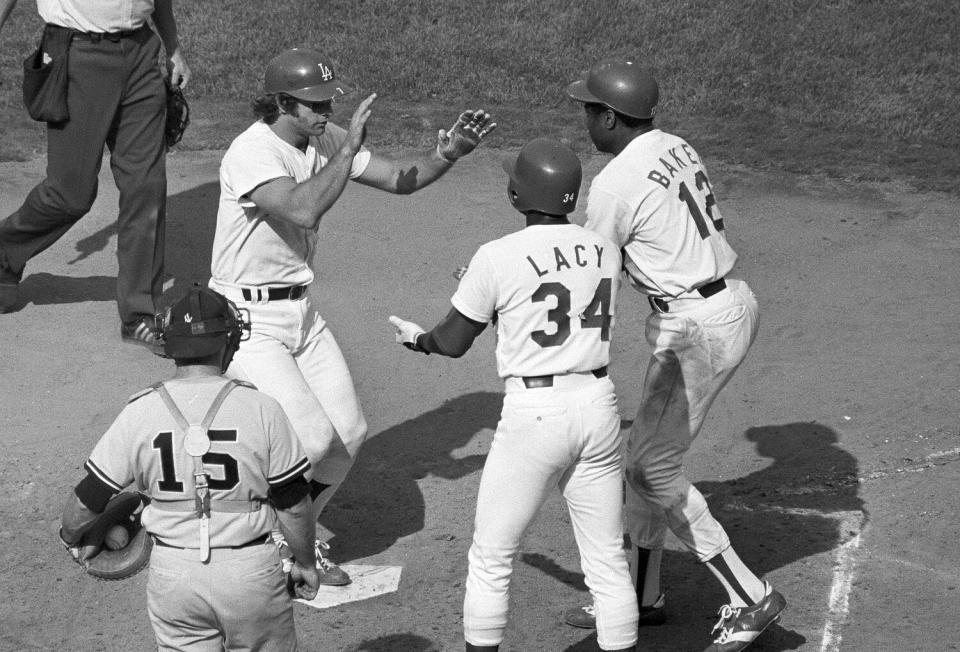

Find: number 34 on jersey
<box><xmin>524</xmin><ymin>243</ymin><xmax>614</xmax><ymax>349</ymax></box>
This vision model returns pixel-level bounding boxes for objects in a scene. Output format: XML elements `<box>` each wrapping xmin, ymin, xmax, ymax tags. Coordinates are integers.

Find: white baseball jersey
<box><xmin>452</xmin><ymin>223</ymin><xmax>621</xmax><ymax>378</ymax></box>
<box><xmin>585</xmin><ymin>129</ymin><xmax>738</xmax><ymax>298</ymax></box>
<box><xmin>37</xmin><ymin>0</ymin><xmax>154</xmax><ymax>32</ymax></box>
<box><xmin>85</xmin><ymin>376</ymin><xmax>310</xmax><ymax>548</ymax></box>
<box><xmin>211</xmin><ymin>121</ymin><xmax>372</xmax><ymax>289</ymax></box>
<box><xmin>455</xmin><ymin>222</ymin><xmax>638</xmax><ymax>649</ymax></box>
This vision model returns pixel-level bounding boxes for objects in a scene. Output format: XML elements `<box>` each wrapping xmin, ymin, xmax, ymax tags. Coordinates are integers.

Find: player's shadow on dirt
<box><xmin>14</xmin><ymin>272</ymin><xmax>116</xmax><ymax>308</ymax></box>
<box><xmin>543</xmin><ymin>421</ymin><xmax>861</xmax><ymax>652</ymax></box>
<box><xmin>52</xmin><ymin>180</ymin><xmax>220</xmax><ymax>307</ymax></box>
<box><xmin>322</xmin><ymin>391</ymin><xmax>502</xmax><ymax>562</ymax></box>
<box><xmin>9</xmin><ymin>181</ymin><xmax>220</xmax><ymax>311</ymax></box>
<box><xmin>343</xmin><ymin>633</ymin><xmax>439</xmax><ymax>652</ymax></box>
<box><xmin>162</xmin><ymin>181</ymin><xmax>220</xmax><ymax>301</ymax></box>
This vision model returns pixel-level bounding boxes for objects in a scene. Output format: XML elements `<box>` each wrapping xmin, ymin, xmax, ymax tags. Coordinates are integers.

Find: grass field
<box><xmin>0</xmin><ymin>0</ymin><xmax>955</xmax><ymax>192</ymax></box>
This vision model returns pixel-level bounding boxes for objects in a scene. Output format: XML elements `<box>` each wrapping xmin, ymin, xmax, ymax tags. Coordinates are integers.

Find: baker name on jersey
<box><xmin>647</xmin><ymin>143</ymin><xmax>700</xmax><ymax>189</ymax></box>
<box><xmin>526</xmin><ymin>244</ymin><xmax>606</xmax><ymax>277</ymax></box>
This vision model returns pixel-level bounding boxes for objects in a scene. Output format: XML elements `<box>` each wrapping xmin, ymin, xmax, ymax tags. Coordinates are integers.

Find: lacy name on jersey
<box><xmin>526</xmin><ymin>243</ymin><xmax>608</xmax><ymax>278</ymax></box>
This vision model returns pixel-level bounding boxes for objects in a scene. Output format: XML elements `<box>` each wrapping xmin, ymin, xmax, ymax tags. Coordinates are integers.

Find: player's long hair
<box><xmin>251</xmin><ymin>93</ymin><xmax>300</xmax><ymax>124</ymax></box>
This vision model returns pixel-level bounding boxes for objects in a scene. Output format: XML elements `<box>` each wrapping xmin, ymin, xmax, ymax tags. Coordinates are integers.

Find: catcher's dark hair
<box><xmin>584</xmin><ymin>102</ymin><xmax>652</xmax><ymax>129</ymax></box>
<box><xmin>252</xmin><ymin>93</ymin><xmax>300</xmax><ymax>124</ymax></box>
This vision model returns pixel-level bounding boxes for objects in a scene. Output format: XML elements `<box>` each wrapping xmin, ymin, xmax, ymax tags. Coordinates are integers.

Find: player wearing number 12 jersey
<box><xmin>565</xmin><ymin>60</ymin><xmax>786</xmax><ymax>652</ymax></box>
<box><xmin>389</xmin><ymin>138</ymin><xmax>638</xmax><ymax>652</ymax></box>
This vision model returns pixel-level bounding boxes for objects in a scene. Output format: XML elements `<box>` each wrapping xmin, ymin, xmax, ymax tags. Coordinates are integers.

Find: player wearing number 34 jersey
<box><xmin>390</xmin><ymin>139</ymin><xmax>638</xmax><ymax>652</ymax></box>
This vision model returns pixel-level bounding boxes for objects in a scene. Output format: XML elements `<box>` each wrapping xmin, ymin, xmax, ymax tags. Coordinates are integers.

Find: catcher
<box><xmin>60</xmin><ymin>285</ymin><xmax>320</xmax><ymax>651</ymax></box>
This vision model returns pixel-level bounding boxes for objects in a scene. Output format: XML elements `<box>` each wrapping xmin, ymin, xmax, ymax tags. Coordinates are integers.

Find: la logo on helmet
<box><xmin>318</xmin><ymin>63</ymin><xmax>333</xmax><ymax>81</ymax></box>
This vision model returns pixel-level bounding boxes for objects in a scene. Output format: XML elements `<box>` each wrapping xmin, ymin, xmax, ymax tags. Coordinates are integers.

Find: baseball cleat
<box><xmin>702</xmin><ymin>582</ymin><xmax>786</xmax><ymax>652</ymax></box>
<box><xmin>121</xmin><ymin>317</ymin><xmax>166</xmax><ymax>357</ymax></box>
<box><xmin>562</xmin><ymin>593</ymin><xmax>667</xmax><ymax>629</ymax></box>
<box><xmin>271</xmin><ymin>532</ymin><xmax>352</xmax><ymax>586</ymax></box>
<box><xmin>314</xmin><ymin>539</ymin><xmax>351</xmax><ymax>586</ymax></box>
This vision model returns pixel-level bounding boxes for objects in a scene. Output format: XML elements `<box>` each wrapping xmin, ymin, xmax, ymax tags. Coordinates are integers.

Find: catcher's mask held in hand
<box><xmin>165</xmin><ymin>78</ymin><xmax>190</xmax><ymax>149</ymax></box>
<box><xmin>63</xmin><ymin>492</ymin><xmax>153</xmax><ymax>581</ymax></box>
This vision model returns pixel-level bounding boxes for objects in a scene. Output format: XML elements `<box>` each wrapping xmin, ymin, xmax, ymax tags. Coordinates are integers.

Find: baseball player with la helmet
<box><xmin>60</xmin><ymin>285</ymin><xmax>320</xmax><ymax>650</ymax></box>
<box><xmin>389</xmin><ymin>138</ymin><xmax>639</xmax><ymax>652</ymax></box>
<box><xmin>561</xmin><ymin>59</ymin><xmax>786</xmax><ymax>652</ymax></box>
<box><xmin>209</xmin><ymin>48</ymin><xmax>495</xmax><ymax>584</ymax></box>
<box><xmin>210</xmin><ymin>49</ymin><xmax>496</xmax><ymax>585</ymax></box>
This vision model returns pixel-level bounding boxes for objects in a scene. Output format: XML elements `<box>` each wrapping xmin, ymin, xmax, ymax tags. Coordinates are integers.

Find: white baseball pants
<box><xmin>211</xmin><ymin>282</ymin><xmax>368</xmax><ymax>515</ymax></box>
<box><xmin>464</xmin><ymin>374</ymin><xmax>639</xmax><ymax>651</ymax></box>
<box><xmin>624</xmin><ymin>279</ymin><xmax>759</xmax><ymax>561</ymax></box>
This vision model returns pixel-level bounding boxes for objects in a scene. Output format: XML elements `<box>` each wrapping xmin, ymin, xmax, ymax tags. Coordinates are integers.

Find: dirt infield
<box><xmin>0</xmin><ymin>149</ymin><xmax>957</xmax><ymax>651</ymax></box>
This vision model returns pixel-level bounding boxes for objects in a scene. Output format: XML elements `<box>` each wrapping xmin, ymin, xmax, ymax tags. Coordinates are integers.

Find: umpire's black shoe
<box><xmin>703</xmin><ymin>582</ymin><xmax>786</xmax><ymax>652</ymax></box>
<box><xmin>121</xmin><ymin>317</ymin><xmax>165</xmax><ymax>357</ymax></box>
<box><xmin>0</xmin><ymin>282</ymin><xmax>19</xmax><ymax>313</ymax></box>
<box><xmin>563</xmin><ymin>593</ymin><xmax>667</xmax><ymax>629</ymax></box>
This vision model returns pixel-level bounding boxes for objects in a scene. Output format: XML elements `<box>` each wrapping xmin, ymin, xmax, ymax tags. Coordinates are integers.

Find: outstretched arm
<box><xmin>356</xmin><ymin>110</ymin><xmax>497</xmax><ymax>194</ymax></box>
<box><xmin>389</xmin><ymin>307</ymin><xmax>487</xmax><ymax>358</ymax></box>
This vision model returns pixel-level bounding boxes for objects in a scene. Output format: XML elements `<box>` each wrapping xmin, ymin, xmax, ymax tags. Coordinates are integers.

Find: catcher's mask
<box><xmin>502</xmin><ymin>138</ymin><xmax>582</xmax><ymax>216</ymax></box>
<box><xmin>159</xmin><ymin>285</ymin><xmax>250</xmax><ymax>372</ymax></box>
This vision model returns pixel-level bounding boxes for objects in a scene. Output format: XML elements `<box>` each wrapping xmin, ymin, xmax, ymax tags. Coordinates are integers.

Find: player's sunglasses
<box><xmin>298</xmin><ymin>99</ymin><xmax>333</xmax><ymax>115</ymax></box>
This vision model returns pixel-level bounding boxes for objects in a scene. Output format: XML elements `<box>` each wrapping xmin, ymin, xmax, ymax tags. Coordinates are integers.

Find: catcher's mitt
<box><xmin>164</xmin><ymin>79</ymin><xmax>190</xmax><ymax>150</ymax></box>
<box><xmin>61</xmin><ymin>492</ymin><xmax>153</xmax><ymax>581</ymax></box>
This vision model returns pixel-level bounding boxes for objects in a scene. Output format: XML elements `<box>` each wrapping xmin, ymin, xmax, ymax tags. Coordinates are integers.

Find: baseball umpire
<box><xmin>60</xmin><ymin>285</ymin><xmax>320</xmax><ymax>650</ymax></box>
<box><xmin>562</xmin><ymin>59</ymin><xmax>786</xmax><ymax>652</ymax></box>
<box><xmin>389</xmin><ymin>138</ymin><xmax>638</xmax><ymax>652</ymax></box>
<box><xmin>0</xmin><ymin>0</ymin><xmax>189</xmax><ymax>356</ymax></box>
<box><xmin>208</xmin><ymin>48</ymin><xmax>496</xmax><ymax>584</ymax></box>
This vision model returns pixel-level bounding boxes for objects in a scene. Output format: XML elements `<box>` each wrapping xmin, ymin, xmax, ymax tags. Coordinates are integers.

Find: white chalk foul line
<box><xmin>819</xmin><ymin>512</ymin><xmax>865</xmax><ymax>652</ymax></box>
<box><xmin>719</xmin><ymin>504</ymin><xmax>866</xmax><ymax>652</ymax></box>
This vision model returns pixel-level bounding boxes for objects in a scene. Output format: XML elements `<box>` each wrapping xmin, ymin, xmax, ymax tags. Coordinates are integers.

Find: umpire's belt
<box><xmin>50</xmin><ymin>23</ymin><xmax>151</xmax><ymax>43</ymax></box>
<box><xmin>241</xmin><ymin>285</ymin><xmax>308</xmax><ymax>302</ymax></box>
<box><xmin>154</xmin><ymin>533</ymin><xmax>270</xmax><ymax>550</ymax></box>
<box><xmin>521</xmin><ymin>366</ymin><xmax>607</xmax><ymax>389</ymax></box>
<box><xmin>648</xmin><ymin>278</ymin><xmax>726</xmax><ymax>313</ymax></box>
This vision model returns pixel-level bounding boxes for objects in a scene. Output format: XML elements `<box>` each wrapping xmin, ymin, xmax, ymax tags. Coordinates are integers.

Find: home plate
<box><xmin>296</xmin><ymin>565</ymin><xmax>403</xmax><ymax>609</ymax></box>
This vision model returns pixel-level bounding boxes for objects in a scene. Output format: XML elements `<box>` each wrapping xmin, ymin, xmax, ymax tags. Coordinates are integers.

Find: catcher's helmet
<box><xmin>160</xmin><ymin>285</ymin><xmax>249</xmax><ymax>369</ymax></box>
<box><xmin>566</xmin><ymin>59</ymin><xmax>659</xmax><ymax>119</ymax></box>
<box><xmin>264</xmin><ymin>48</ymin><xmax>352</xmax><ymax>102</ymax></box>
<box><xmin>502</xmin><ymin>138</ymin><xmax>582</xmax><ymax>216</ymax></box>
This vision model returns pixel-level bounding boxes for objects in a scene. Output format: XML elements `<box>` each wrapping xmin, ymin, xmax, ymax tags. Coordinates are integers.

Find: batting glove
<box><xmin>388</xmin><ymin>315</ymin><xmax>429</xmax><ymax>354</ymax></box>
<box><xmin>437</xmin><ymin>110</ymin><xmax>497</xmax><ymax>162</ymax></box>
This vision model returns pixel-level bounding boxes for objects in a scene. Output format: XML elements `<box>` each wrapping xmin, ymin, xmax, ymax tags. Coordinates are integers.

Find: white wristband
<box><xmin>436</xmin><ymin>144</ymin><xmax>456</xmax><ymax>164</ymax></box>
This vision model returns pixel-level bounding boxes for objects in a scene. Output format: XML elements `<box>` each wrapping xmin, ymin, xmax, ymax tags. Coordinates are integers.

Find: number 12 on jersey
<box><xmin>531</xmin><ymin>277</ymin><xmax>612</xmax><ymax>347</ymax></box>
<box><xmin>679</xmin><ymin>170</ymin><xmax>724</xmax><ymax>239</ymax></box>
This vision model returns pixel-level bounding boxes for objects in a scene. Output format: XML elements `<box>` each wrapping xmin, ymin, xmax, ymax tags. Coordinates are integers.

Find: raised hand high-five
<box><xmin>437</xmin><ymin>110</ymin><xmax>497</xmax><ymax>162</ymax></box>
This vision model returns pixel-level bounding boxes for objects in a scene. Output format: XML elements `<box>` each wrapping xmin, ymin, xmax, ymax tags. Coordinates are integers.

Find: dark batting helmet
<box><xmin>263</xmin><ymin>48</ymin><xmax>352</xmax><ymax>102</ymax></box>
<box><xmin>160</xmin><ymin>285</ymin><xmax>249</xmax><ymax>371</ymax></box>
<box><xmin>566</xmin><ymin>59</ymin><xmax>659</xmax><ymax>119</ymax></box>
<box><xmin>502</xmin><ymin>138</ymin><xmax>582</xmax><ymax>216</ymax></box>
